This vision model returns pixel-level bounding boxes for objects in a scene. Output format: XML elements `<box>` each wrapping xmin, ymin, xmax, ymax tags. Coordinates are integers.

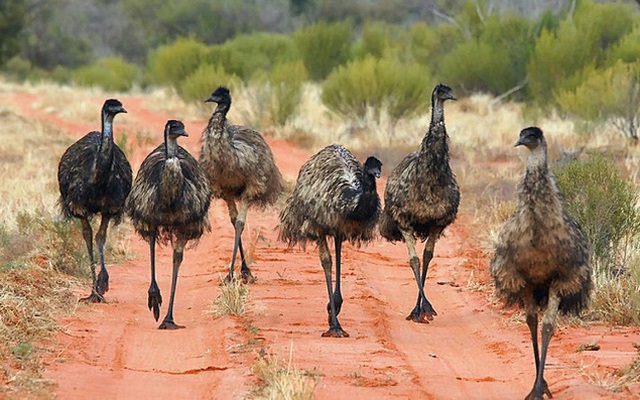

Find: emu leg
<box><xmin>227</xmin><ymin>201</ymin><xmax>255</xmax><ymax>284</ymax></box>
<box><xmin>94</xmin><ymin>215</ymin><xmax>111</xmax><ymax>296</ymax></box>
<box><xmin>412</xmin><ymin>230</ymin><xmax>440</xmax><ymax>320</ymax></box>
<box><xmin>224</xmin><ymin>199</ymin><xmax>254</xmax><ymax>282</ymax></box>
<box><xmin>147</xmin><ymin>233</ymin><xmax>162</xmax><ymax>321</ymax></box>
<box><xmin>318</xmin><ymin>237</ymin><xmax>348</xmax><ymax>338</ymax></box>
<box><xmin>79</xmin><ymin>218</ymin><xmax>103</xmax><ymax>303</ymax></box>
<box><xmin>159</xmin><ymin>239</ymin><xmax>186</xmax><ymax>330</ymax></box>
<box><xmin>524</xmin><ymin>291</ymin><xmax>552</xmax><ymax>400</ymax></box>
<box><xmin>326</xmin><ymin>235</ymin><xmax>344</xmax><ymax>324</ymax></box>
<box><xmin>526</xmin><ymin>292</ymin><xmax>559</xmax><ymax>400</ymax></box>
<box><xmin>401</xmin><ymin>230</ymin><xmax>434</xmax><ymax>323</ymax></box>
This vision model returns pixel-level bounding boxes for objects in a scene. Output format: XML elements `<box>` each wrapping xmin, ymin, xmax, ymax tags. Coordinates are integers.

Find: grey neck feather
<box><xmin>165</xmin><ymin>136</ymin><xmax>179</xmax><ymax>158</ymax></box>
<box><xmin>526</xmin><ymin>140</ymin><xmax>548</xmax><ymax>173</ymax></box>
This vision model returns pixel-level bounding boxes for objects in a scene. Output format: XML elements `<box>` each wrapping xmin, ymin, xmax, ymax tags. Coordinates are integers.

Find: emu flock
<box><xmin>57</xmin><ymin>84</ymin><xmax>591</xmax><ymax>400</ymax></box>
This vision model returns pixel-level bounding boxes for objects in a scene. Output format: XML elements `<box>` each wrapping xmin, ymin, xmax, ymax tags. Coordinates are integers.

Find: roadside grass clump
<box><xmin>554</xmin><ymin>154</ymin><xmax>640</xmax><ymax>324</ymax></box>
<box><xmin>211</xmin><ymin>277</ymin><xmax>249</xmax><ymax>317</ymax></box>
<box><xmin>250</xmin><ymin>347</ymin><xmax>319</xmax><ymax>400</ymax></box>
<box><xmin>0</xmin><ymin>216</ymin><xmax>78</xmax><ymax>398</ymax></box>
<box><xmin>581</xmin><ymin>355</ymin><xmax>640</xmax><ymax>393</ymax></box>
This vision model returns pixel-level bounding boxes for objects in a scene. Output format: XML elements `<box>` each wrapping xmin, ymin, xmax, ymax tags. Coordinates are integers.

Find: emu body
<box><xmin>200</xmin><ymin>86</ymin><xmax>283</xmax><ymax>283</ymax></box>
<box><xmin>380</xmin><ymin>84</ymin><xmax>458</xmax><ymax>323</ymax></box>
<box><xmin>57</xmin><ymin>99</ymin><xmax>131</xmax><ymax>302</ymax></box>
<box><xmin>127</xmin><ymin>120</ymin><xmax>211</xmax><ymax>329</ymax></box>
<box><xmin>279</xmin><ymin>144</ymin><xmax>381</xmax><ymax>337</ymax></box>
<box><xmin>490</xmin><ymin>127</ymin><xmax>591</xmax><ymax>400</ymax></box>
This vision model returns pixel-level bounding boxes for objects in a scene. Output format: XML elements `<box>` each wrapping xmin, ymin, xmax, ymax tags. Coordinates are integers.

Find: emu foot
<box><xmin>241</xmin><ymin>267</ymin><xmax>256</xmax><ymax>284</ymax></box>
<box><xmin>321</xmin><ymin>327</ymin><xmax>349</xmax><ymax>338</ymax></box>
<box><xmin>80</xmin><ymin>291</ymin><xmax>107</xmax><ymax>304</ymax></box>
<box><xmin>158</xmin><ymin>319</ymin><xmax>185</xmax><ymax>330</ymax></box>
<box><xmin>95</xmin><ymin>269</ymin><xmax>109</xmax><ymax>295</ymax></box>
<box><xmin>525</xmin><ymin>380</ymin><xmax>553</xmax><ymax>400</ymax></box>
<box><xmin>148</xmin><ymin>285</ymin><xmax>163</xmax><ymax>322</ymax></box>
<box><xmin>406</xmin><ymin>308</ymin><xmax>437</xmax><ymax>323</ymax></box>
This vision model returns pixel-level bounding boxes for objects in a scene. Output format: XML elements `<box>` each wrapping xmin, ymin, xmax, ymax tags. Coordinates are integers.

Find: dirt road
<box><xmin>7</xmin><ymin>91</ymin><xmax>638</xmax><ymax>399</ymax></box>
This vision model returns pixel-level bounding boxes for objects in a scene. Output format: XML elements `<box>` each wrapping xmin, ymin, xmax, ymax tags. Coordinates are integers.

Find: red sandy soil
<box><xmin>4</xmin><ymin>91</ymin><xmax>640</xmax><ymax>399</ymax></box>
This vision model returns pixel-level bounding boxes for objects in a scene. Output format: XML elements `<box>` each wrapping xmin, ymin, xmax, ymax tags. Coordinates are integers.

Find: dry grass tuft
<box><xmin>251</xmin><ymin>345</ymin><xmax>319</xmax><ymax>400</ymax></box>
<box><xmin>211</xmin><ymin>277</ymin><xmax>249</xmax><ymax>317</ymax></box>
<box><xmin>581</xmin><ymin>356</ymin><xmax>640</xmax><ymax>393</ymax></box>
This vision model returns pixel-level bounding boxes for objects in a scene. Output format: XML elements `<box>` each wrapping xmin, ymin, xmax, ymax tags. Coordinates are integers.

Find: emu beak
<box><xmin>119</xmin><ymin>107</ymin><xmax>128</xmax><ymax>114</ymax></box>
<box><xmin>204</xmin><ymin>95</ymin><xmax>214</xmax><ymax>103</ymax></box>
<box><xmin>373</xmin><ymin>168</ymin><xmax>381</xmax><ymax>178</ymax></box>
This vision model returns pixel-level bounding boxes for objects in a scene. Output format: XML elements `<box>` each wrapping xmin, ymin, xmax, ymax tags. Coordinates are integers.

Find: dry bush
<box><xmin>250</xmin><ymin>347</ymin><xmax>319</xmax><ymax>400</ymax></box>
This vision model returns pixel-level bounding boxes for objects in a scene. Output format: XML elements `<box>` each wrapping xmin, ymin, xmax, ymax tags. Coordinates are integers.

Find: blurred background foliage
<box><xmin>1</xmin><ymin>0</ymin><xmax>639</xmax><ymax>137</ymax></box>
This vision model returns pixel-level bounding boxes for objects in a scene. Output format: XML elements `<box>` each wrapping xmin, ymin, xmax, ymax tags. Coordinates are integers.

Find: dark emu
<box><xmin>379</xmin><ymin>84</ymin><xmax>459</xmax><ymax>323</ymax></box>
<box><xmin>490</xmin><ymin>127</ymin><xmax>591</xmax><ymax>400</ymax></box>
<box><xmin>200</xmin><ymin>86</ymin><xmax>284</xmax><ymax>283</ymax></box>
<box><xmin>57</xmin><ymin>99</ymin><xmax>131</xmax><ymax>303</ymax></box>
<box><xmin>279</xmin><ymin>144</ymin><xmax>382</xmax><ymax>337</ymax></box>
<box><xmin>127</xmin><ymin>120</ymin><xmax>211</xmax><ymax>329</ymax></box>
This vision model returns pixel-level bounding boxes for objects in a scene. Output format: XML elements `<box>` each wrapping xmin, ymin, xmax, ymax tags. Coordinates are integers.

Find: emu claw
<box><xmin>321</xmin><ymin>327</ymin><xmax>349</xmax><ymax>338</ymax></box>
<box><xmin>148</xmin><ymin>286</ymin><xmax>162</xmax><ymax>322</ymax></box>
<box><xmin>80</xmin><ymin>291</ymin><xmax>106</xmax><ymax>304</ymax></box>
<box><xmin>96</xmin><ymin>269</ymin><xmax>110</xmax><ymax>295</ymax></box>
<box><xmin>158</xmin><ymin>320</ymin><xmax>185</xmax><ymax>330</ymax></box>
<box><xmin>241</xmin><ymin>268</ymin><xmax>256</xmax><ymax>284</ymax></box>
<box><xmin>525</xmin><ymin>380</ymin><xmax>553</xmax><ymax>400</ymax></box>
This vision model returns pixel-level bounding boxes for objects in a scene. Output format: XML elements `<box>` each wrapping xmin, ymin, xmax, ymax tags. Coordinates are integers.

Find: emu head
<box><xmin>432</xmin><ymin>84</ymin><xmax>457</xmax><ymax>103</ymax></box>
<box><xmin>165</xmin><ymin>120</ymin><xmax>188</xmax><ymax>140</ymax></box>
<box><xmin>515</xmin><ymin>126</ymin><xmax>545</xmax><ymax>150</ymax></box>
<box><xmin>364</xmin><ymin>156</ymin><xmax>382</xmax><ymax>178</ymax></box>
<box><xmin>102</xmin><ymin>99</ymin><xmax>127</xmax><ymax>116</ymax></box>
<box><xmin>205</xmin><ymin>86</ymin><xmax>231</xmax><ymax>105</ymax></box>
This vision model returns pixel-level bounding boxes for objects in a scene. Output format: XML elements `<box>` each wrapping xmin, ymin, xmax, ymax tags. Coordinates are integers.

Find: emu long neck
<box><xmin>525</xmin><ymin>141</ymin><xmax>548</xmax><ymax>174</ymax></box>
<box><xmin>420</xmin><ymin>97</ymin><xmax>449</xmax><ymax>162</ymax></box>
<box><xmin>519</xmin><ymin>140</ymin><xmax>561</xmax><ymax>215</ymax></box>
<box><xmin>205</xmin><ymin>102</ymin><xmax>231</xmax><ymax>141</ymax></box>
<box><xmin>92</xmin><ymin>112</ymin><xmax>115</xmax><ymax>183</ymax></box>
<box><xmin>165</xmin><ymin>136</ymin><xmax>179</xmax><ymax>159</ymax></box>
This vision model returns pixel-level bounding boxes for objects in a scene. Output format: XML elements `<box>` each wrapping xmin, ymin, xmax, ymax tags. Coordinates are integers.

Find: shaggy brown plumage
<box><xmin>57</xmin><ymin>98</ymin><xmax>131</xmax><ymax>303</ymax></box>
<box><xmin>199</xmin><ymin>86</ymin><xmax>284</xmax><ymax>283</ymax></box>
<box><xmin>380</xmin><ymin>83</ymin><xmax>459</xmax><ymax>323</ymax></box>
<box><xmin>127</xmin><ymin>120</ymin><xmax>211</xmax><ymax>329</ymax></box>
<box><xmin>490</xmin><ymin>126</ymin><xmax>591</xmax><ymax>400</ymax></box>
<box><xmin>279</xmin><ymin>144</ymin><xmax>382</xmax><ymax>337</ymax></box>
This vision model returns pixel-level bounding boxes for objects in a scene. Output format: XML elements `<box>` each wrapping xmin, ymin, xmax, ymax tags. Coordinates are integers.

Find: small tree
<box><xmin>294</xmin><ymin>20</ymin><xmax>353</xmax><ymax>81</ymax></box>
<box><xmin>556</xmin><ymin>61</ymin><xmax>640</xmax><ymax>141</ymax></box>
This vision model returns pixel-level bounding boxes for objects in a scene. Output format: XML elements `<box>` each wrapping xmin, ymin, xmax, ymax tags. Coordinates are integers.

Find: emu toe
<box><xmin>148</xmin><ymin>286</ymin><xmax>163</xmax><ymax>322</ymax></box>
<box><xmin>80</xmin><ymin>290</ymin><xmax>107</xmax><ymax>304</ymax></box>
<box><xmin>525</xmin><ymin>380</ymin><xmax>553</xmax><ymax>400</ymax></box>
<box><xmin>241</xmin><ymin>267</ymin><xmax>256</xmax><ymax>284</ymax></box>
<box><xmin>95</xmin><ymin>269</ymin><xmax>110</xmax><ymax>295</ymax></box>
<box><xmin>158</xmin><ymin>319</ymin><xmax>185</xmax><ymax>330</ymax></box>
<box><xmin>321</xmin><ymin>327</ymin><xmax>349</xmax><ymax>338</ymax></box>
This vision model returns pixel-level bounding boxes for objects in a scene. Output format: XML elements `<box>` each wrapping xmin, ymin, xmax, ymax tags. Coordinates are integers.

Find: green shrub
<box><xmin>606</xmin><ymin>23</ymin><xmax>640</xmax><ymax>65</ymax></box>
<box><xmin>147</xmin><ymin>37</ymin><xmax>209</xmax><ymax>89</ymax></box>
<box><xmin>72</xmin><ymin>57</ymin><xmax>138</xmax><ymax>92</ymax></box>
<box><xmin>554</xmin><ymin>154</ymin><xmax>640</xmax><ymax>275</ymax></box>
<box><xmin>321</xmin><ymin>56</ymin><xmax>432</xmax><ymax>128</ymax></box>
<box><xmin>407</xmin><ymin>22</ymin><xmax>463</xmax><ymax>71</ymax></box>
<box><xmin>207</xmin><ymin>33</ymin><xmax>298</xmax><ymax>81</ymax></box>
<box><xmin>3</xmin><ymin>56</ymin><xmax>31</xmax><ymax>82</ymax></box>
<box><xmin>527</xmin><ymin>0</ymin><xmax>635</xmax><ymax>105</ymax></box>
<box><xmin>556</xmin><ymin>61</ymin><xmax>640</xmax><ymax>139</ymax></box>
<box><xmin>441</xmin><ymin>40</ymin><xmax>513</xmax><ymax>95</ymax></box>
<box><xmin>294</xmin><ymin>20</ymin><xmax>354</xmax><ymax>81</ymax></box>
<box><xmin>179</xmin><ymin>64</ymin><xmax>240</xmax><ymax>104</ymax></box>
<box><xmin>266</xmin><ymin>61</ymin><xmax>308</xmax><ymax>126</ymax></box>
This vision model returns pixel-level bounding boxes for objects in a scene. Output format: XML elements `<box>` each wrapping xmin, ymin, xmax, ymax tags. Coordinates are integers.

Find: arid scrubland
<box><xmin>0</xmin><ymin>79</ymin><xmax>639</xmax><ymax>397</ymax></box>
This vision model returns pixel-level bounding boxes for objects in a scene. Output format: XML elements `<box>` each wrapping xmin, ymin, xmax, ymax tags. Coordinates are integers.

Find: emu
<box><xmin>279</xmin><ymin>144</ymin><xmax>382</xmax><ymax>337</ymax></box>
<box><xmin>57</xmin><ymin>99</ymin><xmax>131</xmax><ymax>303</ymax></box>
<box><xmin>490</xmin><ymin>127</ymin><xmax>591</xmax><ymax>400</ymax></box>
<box><xmin>127</xmin><ymin>120</ymin><xmax>211</xmax><ymax>329</ymax></box>
<box><xmin>200</xmin><ymin>86</ymin><xmax>283</xmax><ymax>283</ymax></box>
<box><xmin>380</xmin><ymin>83</ymin><xmax>458</xmax><ymax>323</ymax></box>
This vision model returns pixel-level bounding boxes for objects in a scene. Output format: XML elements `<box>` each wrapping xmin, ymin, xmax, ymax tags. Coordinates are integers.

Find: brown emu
<box><xmin>379</xmin><ymin>83</ymin><xmax>458</xmax><ymax>323</ymax></box>
<box><xmin>57</xmin><ymin>99</ymin><xmax>131</xmax><ymax>303</ymax></box>
<box><xmin>279</xmin><ymin>144</ymin><xmax>382</xmax><ymax>337</ymax></box>
<box><xmin>127</xmin><ymin>120</ymin><xmax>211</xmax><ymax>329</ymax></box>
<box><xmin>200</xmin><ymin>86</ymin><xmax>283</xmax><ymax>283</ymax></box>
<box><xmin>490</xmin><ymin>127</ymin><xmax>591</xmax><ymax>400</ymax></box>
